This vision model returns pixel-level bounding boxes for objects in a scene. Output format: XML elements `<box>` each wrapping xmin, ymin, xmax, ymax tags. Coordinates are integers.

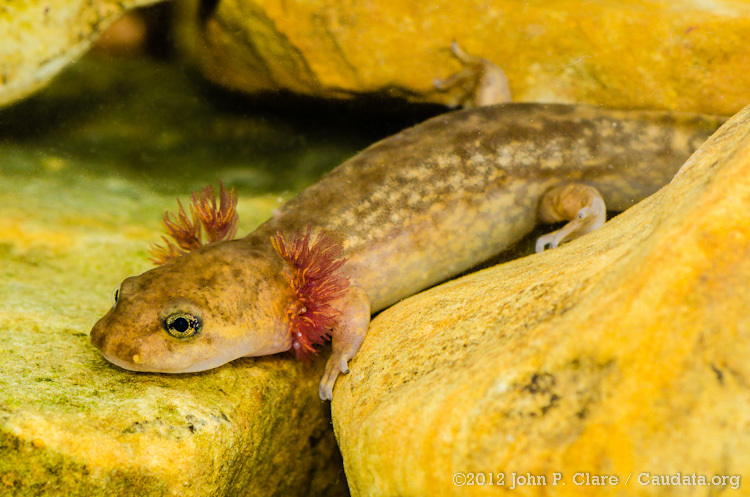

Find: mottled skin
<box><xmin>90</xmin><ymin>103</ymin><xmax>724</xmax><ymax>400</ymax></box>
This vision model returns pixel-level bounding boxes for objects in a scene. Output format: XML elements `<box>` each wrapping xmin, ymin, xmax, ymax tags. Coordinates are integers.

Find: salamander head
<box><xmin>90</xmin><ymin>239</ymin><xmax>292</xmax><ymax>373</ymax></box>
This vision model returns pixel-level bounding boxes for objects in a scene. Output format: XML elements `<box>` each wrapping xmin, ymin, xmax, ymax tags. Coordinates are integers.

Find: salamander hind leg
<box><xmin>535</xmin><ymin>183</ymin><xmax>606</xmax><ymax>253</ymax></box>
<box><xmin>433</xmin><ymin>41</ymin><xmax>512</xmax><ymax>108</ymax></box>
<box><xmin>320</xmin><ymin>286</ymin><xmax>371</xmax><ymax>401</ymax></box>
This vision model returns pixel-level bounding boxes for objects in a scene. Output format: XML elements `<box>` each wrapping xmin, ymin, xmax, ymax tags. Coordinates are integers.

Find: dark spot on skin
<box><xmin>112</xmin><ymin>341</ymin><xmax>140</xmax><ymax>364</ymax></box>
<box><xmin>197</xmin><ymin>275</ymin><xmax>218</xmax><ymax>288</ymax></box>
<box><xmin>241</xmin><ymin>237</ymin><xmax>269</xmax><ymax>251</ymax></box>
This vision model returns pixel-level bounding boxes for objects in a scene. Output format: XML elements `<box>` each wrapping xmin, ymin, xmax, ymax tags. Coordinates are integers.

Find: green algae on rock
<box><xmin>0</xmin><ymin>153</ymin><xmax>349</xmax><ymax>497</ymax></box>
<box><xmin>0</xmin><ymin>57</ymin><xmax>356</xmax><ymax>496</ymax></box>
<box><xmin>178</xmin><ymin>0</ymin><xmax>750</xmax><ymax>116</ymax></box>
<box><xmin>331</xmin><ymin>105</ymin><xmax>750</xmax><ymax>496</ymax></box>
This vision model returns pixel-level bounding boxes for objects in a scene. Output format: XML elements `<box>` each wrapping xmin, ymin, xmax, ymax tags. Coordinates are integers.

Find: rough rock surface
<box><xmin>332</xmin><ymin>105</ymin><xmax>750</xmax><ymax>497</ymax></box>
<box><xmin>0</xmin><ymin>0</ymin><xmax>162</xmax><ymax>107</ymax></box>
<box><xmin>0</xmin><ymin>58</ymin><xmax>356</xmax><ymax>497</ymax></box>
<box><xmin>180</xmin><ymin>0</ymin><xmax>750</xmax><ymax>115</ymax></box>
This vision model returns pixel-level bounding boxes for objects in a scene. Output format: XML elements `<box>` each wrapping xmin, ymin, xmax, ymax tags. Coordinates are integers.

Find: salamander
<box><xmin>89</xmin><ymin>103</ymin><xmax>724</xmax><ymax>400</ymax></box>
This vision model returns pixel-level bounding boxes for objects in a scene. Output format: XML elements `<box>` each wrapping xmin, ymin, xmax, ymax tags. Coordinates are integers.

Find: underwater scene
<box><xmin>2</xmin><ymin>1</ymin><xmax>750</xmax><ymax>496</ymax></box>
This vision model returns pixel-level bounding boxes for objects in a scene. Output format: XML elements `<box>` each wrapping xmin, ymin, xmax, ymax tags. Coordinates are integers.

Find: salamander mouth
<box><xmin>93</xmin><ymin>346</ymin><xmax>194</xmax><ymax>374</ymax></box>
<box><xmin>98</xmin><ymin>352</ymin><xmax>153</xmax><ymax>372</ymax></box>
<box><xmin>91</xmin><ymin>330</ymin><xmax>241</xmax><ymax>374</ymax></box>
<box><xmin>98</xmin><ymin>351</ymin><xmax>242</xmax><ymax>374</ymax></box>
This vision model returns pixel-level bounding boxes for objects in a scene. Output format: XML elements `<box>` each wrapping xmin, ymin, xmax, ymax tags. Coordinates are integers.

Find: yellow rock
<box><xmin>0</xmin><ymin>0</ymin><xmax>161</xmax><ymax>107</ymax></box>
<box><xmin>332</xmin><ymin>105</ymin><xmax>750</xmax><ymax>496</ymax></box>
<box><xmin>180</xmin><ymin>0</ymin><xmax>750</xmax><ymax>115</ymax></box>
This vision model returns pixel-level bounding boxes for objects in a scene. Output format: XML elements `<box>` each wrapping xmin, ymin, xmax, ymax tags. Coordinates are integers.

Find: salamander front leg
<box><xmin>536</xmin><ymin>183</ymin><xmax>606</xmax><ymax>252</ymax></box>
<box><xmin>319</xmin><ymin>286</ymin><xmax>371</xmax><ymax>401</ymax></box>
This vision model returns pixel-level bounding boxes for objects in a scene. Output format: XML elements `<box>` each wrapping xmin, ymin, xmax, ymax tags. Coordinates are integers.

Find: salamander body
<box><xmin>90</xmin><ymin>103</ymin><xmax>724</xmax><ymax>399</ymax></box>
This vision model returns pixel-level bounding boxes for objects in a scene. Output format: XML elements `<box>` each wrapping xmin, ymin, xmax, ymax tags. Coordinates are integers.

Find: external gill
<box><xmin>149</xmin><ymin>181</ymin><xmax>239</xmax><ymax>265</ymax></box>
<box><xmin>271</xmin><ymin>226</ymin><xmax>350</xmax><ymax>359</ymax></box>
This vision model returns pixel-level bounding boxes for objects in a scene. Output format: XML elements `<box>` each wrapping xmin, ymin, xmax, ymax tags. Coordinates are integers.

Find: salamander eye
<box><xmin>164</xmin><ymin>312</ymin><xmax>202</xmax><ymax>338</ymax></box>
<box><xmin>112</xmin><ymin>287</ymin><xmax>120</xmax><ymax>308</ymax></box>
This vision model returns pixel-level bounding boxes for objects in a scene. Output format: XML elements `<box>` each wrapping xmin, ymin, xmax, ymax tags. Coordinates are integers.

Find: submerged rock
<box><xmin>0</xmin><ymin>173</ymin><xmax>349</xmax><ymax>496</ymax></box>
<box><xmin>0</xmin><ymin>0</ymin><xmax>162</xmax><ymax>107</ymax></box>
<box><xmin>6</xmin><ymin>0</ymin><xmax>749</xmax><ymax>114</ymax></box>
<box><xmin>332</xmin><ymin>105</ymin><xmax>750</xmax><ymax>496</ymax></box>
<box><xmin>178</xmin><ymin>0</ymin><xmax>750</xmax><ymax>115</ymax></box>
<box><xmin>0</xmin><ymin>58</ymin><xmax>354</xmax><ymax>497</ymax></box>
